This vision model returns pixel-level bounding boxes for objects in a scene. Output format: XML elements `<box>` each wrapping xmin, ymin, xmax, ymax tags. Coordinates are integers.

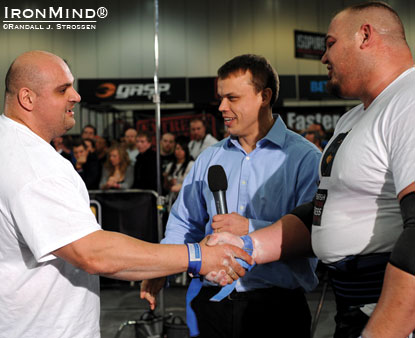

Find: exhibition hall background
<box><xmin>1</xmin><ymin>0</ymin><xmax>415</xmax><ymax>135</ymax></box>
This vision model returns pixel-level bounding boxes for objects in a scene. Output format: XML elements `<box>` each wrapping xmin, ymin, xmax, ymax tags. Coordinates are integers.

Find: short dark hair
<box><xmin>347</xmin><ymin>1</ymin><xmax>397</xmax><ymax>15</ymax></box>
<box><xmin>168</xmin><ymin>135</ymin><xmax>192</xmax><ymax>176</ymax></box>
<box><xmin>73</xmin><ymin>139</ymin><xmax>87</xmax><ymax>150</ymax></box>
<box><xmin>344</xmin><ymin>1</ymin><xmax>405</xmax><ymax>39</ymax></box>
<box><xmin>137</xmin><ymin>131</ymin><xmax>152</xmax><ymax>143</ymax></box>
<box><xmin>82</xmin><ymin>124</ymin><xmax>97</xmax><ymax>136</ymax></box>
<box><xmin>217</xmin><ymin>54</ymin><xmax>279</xmax><ymax>107</ymax></box>
<box><xmin>190</xmin><ymin>118</ymin><xmax>205</xmax><ymax>126</ymax></box>
<box><xmin>83</xmin><ymin>137</ymin><xmax>96</xmax><ymax>149</ymax></box>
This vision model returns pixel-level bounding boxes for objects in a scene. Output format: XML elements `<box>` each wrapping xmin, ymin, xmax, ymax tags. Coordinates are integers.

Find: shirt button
<box><xmin>242</xmin><ymin>180</ymin><xmax>246</xmax><ymax>185</ymax></box>
<box><xmin>240</xmin><ymin>206</ymin><xmax>244</xmax><ymax>210</ymax></box>
<box><xmin>246</xmin><ymin>156</ymin><xmax>250</xmax><ymax>160</ymax></box>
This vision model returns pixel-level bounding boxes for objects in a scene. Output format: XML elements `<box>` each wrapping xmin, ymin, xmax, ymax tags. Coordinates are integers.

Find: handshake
<box><xmin>140</xmin><ymin>232</ymin><xmax>256</xmax><ymax>310</ymax></box>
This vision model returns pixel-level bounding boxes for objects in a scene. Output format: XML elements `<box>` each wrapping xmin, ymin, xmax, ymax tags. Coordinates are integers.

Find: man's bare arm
<box><xmin>363</xmin><ymin>183</ymin><xmax>415</xmax><ymax>337</ymax></box>
<box><xmin>53</xmin><ymin>230</ymin><xmax>252</xmax><ymax>282</ymax></box>
<box><xmin>208</xmin><ymin>214</ymin><xmax>313</xmax><ymax>264</ymax></box>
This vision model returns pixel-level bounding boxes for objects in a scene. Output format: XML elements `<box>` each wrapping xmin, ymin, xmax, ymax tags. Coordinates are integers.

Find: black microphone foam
<box><xmin>208</xmin><ymin>165</ymin><xmax>228</xmax><ymax>192</ymax></box>
<box><xmin>208</xmin><ymin>165</ymin><xmax>228</xmax><ymax>215</ymax></box>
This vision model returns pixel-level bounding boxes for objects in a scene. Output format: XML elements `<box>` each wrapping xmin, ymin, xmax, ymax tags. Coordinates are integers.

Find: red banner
<box><xmin>136</xmin><ymin>113</ymin><xmax>218</xmax><ymax>145</ymax></box>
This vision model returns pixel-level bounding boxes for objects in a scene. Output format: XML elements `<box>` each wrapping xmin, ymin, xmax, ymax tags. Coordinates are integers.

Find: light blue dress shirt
<box><xmin>162</xmin><ymin>117</ymin><xmax>321</xmax><ymax>292</ymax></box>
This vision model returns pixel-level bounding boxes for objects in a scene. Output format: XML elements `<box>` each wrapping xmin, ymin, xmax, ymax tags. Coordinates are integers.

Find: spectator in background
<box><xmin>188</xmin><ymin>118</ymin><xmax>218</xmax><ymax>159</ymax></box>
<box><xmin>160</xmin><ymin>132</ymin><xmax>176</xmax><ymax>173</ymax></box>
<box><xmin>100</xmin><ymin>144</ymin><xmax>134</xmax><ymax>190</ymax></box>
<box><xmin>73</xmin><ymin>140</ymin><xmax>101</xmax><ymax>190</ymax></box>
<box><xmin>133</xmin><ymin>131</ymin><xmax>157</xmax><ymax>191</ymax></box>
<box><xmin>81</xmin><ymin>124</ymin><xmax>97</xmax><ymax>140</ymax></box>
<box><xmin>84</xmin><ymin>137</ymin><xmax>103</xmax><ymax>178</ymax></box>
<box><xmin>52</xmin><ymin>135</ymin><xmax>73</xmax><ymax>162</ymax></box>
<box><xmin>95</xmin><ymin>135</ymin><xmax>109</xmax><ymax>166</ymax></box>
<box><xmin>304</xmin><ymin>122</ymin><xmax>327</xmax><ymax>149</ymax></box>
<box><xmin>305</xmin><ymin>130</ymin><xmax>323</xmax><ymax>152</ymax></box>
<box><xmin>83</xmin><ymin>137</ymin><xmax>96</xmax><ymax>154</ymax></box>
<box><xmin>124</xmin><ymin>128</ymin><xmax>139</xmax><ymax>165</ymax></box>
<box><xmin>164</xmin><ymin>136</ymin><xmax>194</xmax><ymax>210</ymax></box>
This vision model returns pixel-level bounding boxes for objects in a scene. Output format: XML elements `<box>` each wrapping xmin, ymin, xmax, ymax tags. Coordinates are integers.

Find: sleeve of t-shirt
<box><xmin>11</xmin><ymin>176</ymin><xmax>101</xmax><ymax>262</ymax></box>
<box><xmin>387</xmin><ymin>104</ymin><xmax>415</xmax><ymax>195</ymax></box>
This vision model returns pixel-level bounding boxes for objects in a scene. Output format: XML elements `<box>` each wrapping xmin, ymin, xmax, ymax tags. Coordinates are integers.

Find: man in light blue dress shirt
<box><xmin>141</xmin><ymin>54</ymin><xmax>321</xmax><ymax>337</ymax></box>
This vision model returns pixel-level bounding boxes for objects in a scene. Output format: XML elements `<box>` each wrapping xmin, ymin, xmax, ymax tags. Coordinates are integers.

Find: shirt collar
<box><xmin>227</xmin><ymin>115</ymin><xmax>287</xmax><ymax>150</ymax></box>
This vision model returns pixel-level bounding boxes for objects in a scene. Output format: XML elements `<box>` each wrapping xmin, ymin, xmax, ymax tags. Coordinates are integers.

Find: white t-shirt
<box><xmin>312</xmin><ymin>68</ymin><xmax>415</xmax><ymax>263</ymax></box>
<box><xmin>189</xmin><ymin>133</ymin><xmax>218</xmax><ymax>159</ymax></box>
<box><xmin>127</xmin><ymin>148</ymin><xmax>139</xmax><ymax>165</ymax></box>
<box><xmin>0</xmin><ymin>115</ymin><xmax>102</xmax><ymax>337</ymax></box>
<box><xmin>164</xmin><ymin>160</ymin><xmax>195</xmax><ymax>186</ymax></box>
<box><xmin>165</xmin><ymin>160</ymin><xmax>195</xmax><ymax>211</ymax></box>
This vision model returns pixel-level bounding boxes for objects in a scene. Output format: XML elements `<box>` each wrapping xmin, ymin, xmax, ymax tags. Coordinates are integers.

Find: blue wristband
<box><xmin>186</xmin><ymin>243</ymin><xmax>202</xmax><ymax>277</ymax></box>
<box><xmin>239</xmin><ymin>235</ymin><xmax>255</xmax><ymax>271</ymax></box>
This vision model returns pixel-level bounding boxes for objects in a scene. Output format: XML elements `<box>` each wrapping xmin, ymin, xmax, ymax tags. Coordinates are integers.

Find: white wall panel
<box><xmin>273</xmin><ymin>0</ymin><xmax>298</xmax><ymax>74</ymax></box>
<box><xmin>184</xmin><ymin>0</ymin><xmax>209</xmax><ymax>76</ymax></box>
<box><xmin>230</xmin><ymin>0</ymin><xmax>254</xmax><ymax>57</ymax></box>
<box><xmin>139</xmin><ymin>1</ymin><xmax>156</xmax><ymax>78</ymax></box>
<box><xmin>96</xmin><ymin>1</ymin><xmax>121</xmax><ymax>77</ymax></box>
<box><xmin>159</xmin><ymin>0</ymin><xmax>187</xmax><ymax>77</ymax></box>
<box><xmin>252</xmin><ymin>0</ymin><xmax>275</xmax><ymax>63</ymax></box>
<box><xmin>206</xmin><ymin>0</ymin><xmax>232</xmax><ymax>73</ymax></box>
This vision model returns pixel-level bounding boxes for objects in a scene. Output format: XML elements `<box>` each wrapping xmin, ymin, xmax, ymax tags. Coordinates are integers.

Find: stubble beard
<box><xmin>326</xmin><ymin>79</ymin><xmax>343</xmax><ymax>99</ymax></box>
<box><xmin>64</xmin><ymin>115</ymin><xmax>76</xmax><ymax>133</ymax></box>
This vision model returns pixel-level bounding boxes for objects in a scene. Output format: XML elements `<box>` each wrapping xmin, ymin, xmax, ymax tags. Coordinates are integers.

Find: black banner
<box><xmin>278</xmin><ymin>106</ymin><xmax>345</xmax><ymax>132</ymax></box>
<box><xmin>89</xmin><ymin>190</ymin><xmax>158</xmax><ymax>243</ymax></box>
<box><xmin>295</xmin><ymin>30</ymin><xmax>326</xmax><ymax>60</ymax></box>
<box><xmin>298</xmin><ymin>75</ymin><xmax>334</xmax><ymax>100</ymax></box>
<box><xmin>78</xmin><ymin>78</ymin><xmax>187</xmax><ymax>104</ymax></box>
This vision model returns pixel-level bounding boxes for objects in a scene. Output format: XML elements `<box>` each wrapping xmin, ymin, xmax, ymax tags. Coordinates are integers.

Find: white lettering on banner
<box><xmin>115</xmin><ymin>83</ymin><xmax>171</xmax><ymax>100</ymax></box>
<box><xmin>296</xmin><ymin>34</ymin><xmax>325</xmax><ymax>51</ymax></box>
<box><xmin>286</xmin><ymin>112</ymin><xmax>340</xmax><ymax>131</ymax></box>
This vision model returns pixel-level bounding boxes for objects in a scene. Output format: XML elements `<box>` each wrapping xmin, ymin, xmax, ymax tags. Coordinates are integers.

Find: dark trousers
<box><xmin>191</xmin><ymin>286</ymin><xmax>311</xmax><ymax>338</ymax></box>
<box><xmin>333</xmin><ymin>305</ymin><xmax>369</xmax><ymax>338</ymax></box>
<box><xmin>325</xmin><ymin>253</ymin><xmax>390</xmax><ymax>338</ymax></box>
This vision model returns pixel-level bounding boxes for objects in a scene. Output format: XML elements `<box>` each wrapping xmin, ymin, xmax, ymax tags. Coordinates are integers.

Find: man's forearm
<box><xmin>54</xmin><ymin>230</ymin><xmax>188</xmax><ymax>280</ymax></box>
<box><xmin>249</xmin><ymin>214</ymin><xmax>313</xmax><ymax>263</ymax></box>
<box><xmin>363</xmin><ymin>263</ymin><xmax>415</xmax><ymax>337</ymax></box>
<box><xmin>208</xmin><ymin>214</ymin><xmax>313</xmax><ymax>264</ymax></box>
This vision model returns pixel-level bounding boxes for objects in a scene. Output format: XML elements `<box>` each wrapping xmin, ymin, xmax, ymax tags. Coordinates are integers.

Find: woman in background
<box><xmin>100</xmin><ymin>144</ymin><xmax>134</xmax><ymax>189</ymax></box>
<box><xmin>164</xmin><ymin>136</ymin><xmax>194</xmax><ymax>210</ymax></box>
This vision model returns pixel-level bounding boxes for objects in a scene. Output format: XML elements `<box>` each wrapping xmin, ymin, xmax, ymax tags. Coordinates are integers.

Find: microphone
<box><xmin>208</xmin><ymin>165</ymin><xmax>228</xmax><ymax>214</ymax></box>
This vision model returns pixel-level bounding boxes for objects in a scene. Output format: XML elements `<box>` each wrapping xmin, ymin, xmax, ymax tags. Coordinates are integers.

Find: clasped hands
<box><xmin>140</xmin><ymin>213</ymin><xmax>252</xmax><ymax>309</ymax></box>
<box><xmin>104</xmin><ymin>176</ymin><xmax>120</xmax><ymax>189</ymax></box>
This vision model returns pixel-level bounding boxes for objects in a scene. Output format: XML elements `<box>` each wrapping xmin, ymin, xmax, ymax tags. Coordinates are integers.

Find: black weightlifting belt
<box><xmin>325</xmin><ymin>252</ymin><xmax>390</xmax><ymax>307</ymax></box>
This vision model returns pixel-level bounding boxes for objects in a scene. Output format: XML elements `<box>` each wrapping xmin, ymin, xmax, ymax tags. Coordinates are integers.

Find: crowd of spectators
<box><xmin>51</xmin><ymin>119</ymin><xmax>331</xmax><ymax>202</ymax></box>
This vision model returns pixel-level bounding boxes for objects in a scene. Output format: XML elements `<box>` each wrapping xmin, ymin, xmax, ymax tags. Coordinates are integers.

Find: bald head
<box><xmin>3</xmin><ymin>50</ymin><xmax>80</xmax><ymax>142</ymax></box>
<box><xmin>5</xmin><ymin>50</ymin><xmax>68</xmax><ymax>98</ymax></box>
<box><xmin>337</xmin><ymin>1</ymin><xmax>406</xmax><ymax>45</ymax></box>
